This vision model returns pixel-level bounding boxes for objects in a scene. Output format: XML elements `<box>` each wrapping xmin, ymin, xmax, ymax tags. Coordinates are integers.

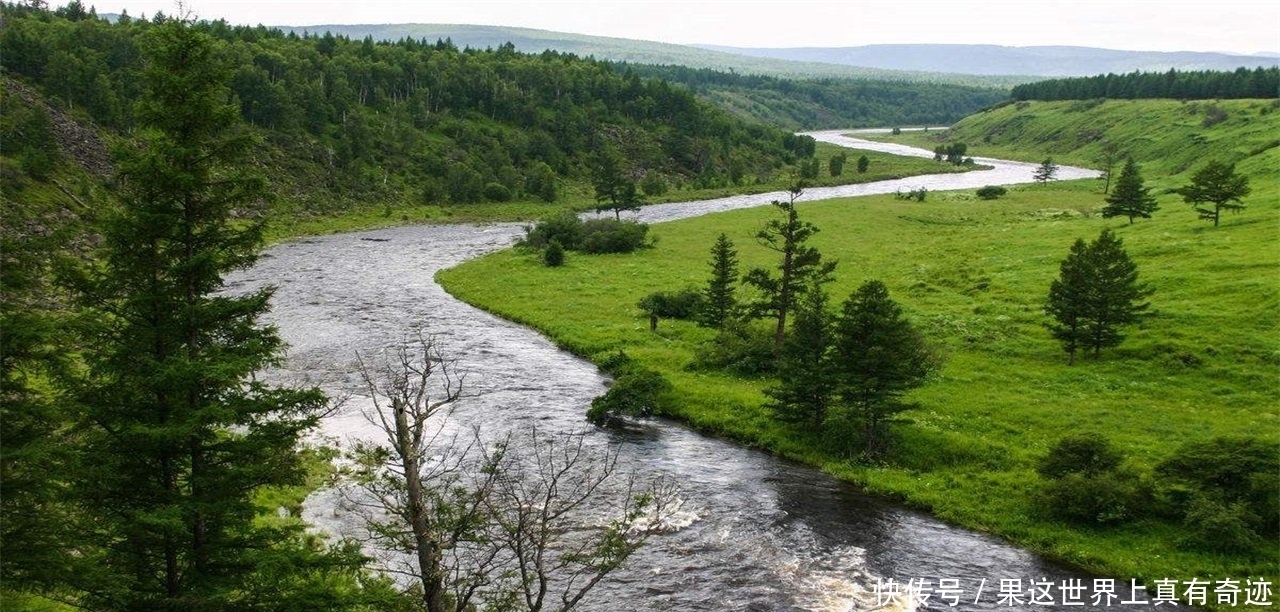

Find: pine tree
<box><xmin>831</xmin><ymin>281</ymin><xmax>937</xmax><ymax>454</ymax></box>
<box><xmin>1044</xmin><ymin>238</ymin><xmax>1092</xmax><ymax>365</ymax></box>
<box><xmin>1044</xmin><ymin>229</ymin><xmax>1152</xmax><ymax>363</ymax></box>
<box><xmin>69</xmin><ymin>19</ymin><xmax>355</xmax><ymax>609</ymax></box>
<box><xmin>699</xmin><ymin>233</ymin><xmax>739</xmax><ymax>329</ymax></box>
<box><xmin>743</xmin><ymin>186</ymin><xmax>836</xmax><ymax>350</ymax></box>
<box><xmin>765</xmin><ymin>285</ymin><xmax>835</xmax><ymax>430</ymax></box>
<box><xmin>1102</xmin><ymin>157</ymin><xmax>1159</xmax><ymax>223</ymax></box>
<box><xmin>1179</xmin><ymin>159</ymin><xmax>1251</xmax><ymax>227</ymax></box>
<box><xmin>1033</xmin><ymin>158</ymin><xmax>1059</xmax><ymax>183</ymax></box>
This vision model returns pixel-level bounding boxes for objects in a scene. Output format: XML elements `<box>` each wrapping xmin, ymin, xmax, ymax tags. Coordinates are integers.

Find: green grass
<box><xmin>438</xmin><ymin>173</ymin><xmax>1279</xmax><ymax>602</ymax></box>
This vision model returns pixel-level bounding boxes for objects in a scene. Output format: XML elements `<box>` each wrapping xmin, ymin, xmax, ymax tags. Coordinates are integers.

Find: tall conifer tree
<box><xmin>699</xmin><ymin>233</ymin><xmax>739</xmax><ymax>329</ymax></box>
<box><xmin>69</xmin><ymin>18</ymin><xmax>347</xmax><ymax>609</ymax></box>
<box><xmin>1102</xmin><ymin>157</ymin><xmax>1159</xmax><ymax>223</ymax></box>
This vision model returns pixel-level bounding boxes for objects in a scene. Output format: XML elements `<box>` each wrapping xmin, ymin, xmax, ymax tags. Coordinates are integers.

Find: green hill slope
<box><xmin>873</xmin><ymin>98</ymin><xmax>1280</xmax><ymax>185</ymax></box>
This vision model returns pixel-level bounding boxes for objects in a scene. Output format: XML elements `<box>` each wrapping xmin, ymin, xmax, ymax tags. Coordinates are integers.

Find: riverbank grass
<box><xmin>437</xmin><ymin>177</ymin><xmax>1279</xmax><ymax>596</ymax></box>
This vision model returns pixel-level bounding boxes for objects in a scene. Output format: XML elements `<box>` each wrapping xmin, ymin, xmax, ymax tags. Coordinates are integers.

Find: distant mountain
<box><xmin>272</xmin><ymin>23</ymin><xmax>1027</xmax><ymax>87</ymax></box>
<box><xmin>693</xmin><ymin>44</ymin><xmax>1279</xmax><ymax>77</ymax></box>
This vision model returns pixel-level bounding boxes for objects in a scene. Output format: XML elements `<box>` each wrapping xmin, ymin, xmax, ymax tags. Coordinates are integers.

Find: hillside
<box><xmin>1</xmin><ymin>5</ymin><xmax>822</xmax><ymax>222</ymax></box>
<box><xmin>869</xmin><ymin>98</ymin><xmax>1280</xmax><ymax>184</ymax></box>
<box><xmin>437</xmin><ymin>101</ymin><xmax>1280</xmax><ymax>601</ymax></box>
<box><xmin>697</xmin><ymin>43</ymin><xmax>1280</xmax><ymax>77</ymax></box>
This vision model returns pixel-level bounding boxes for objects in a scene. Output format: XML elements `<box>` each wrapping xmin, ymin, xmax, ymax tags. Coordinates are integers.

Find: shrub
<box><xmin>1180</xmin><ymin>497</ymin><xmax>1259</xmax><ymax>553</ymax></box>
<box><xmin>1037</xmin><ymin>433</ymin><xmax>1123</xmax><ymax>479</ymax></box>
<box><xmin>689</xmin><ymin>322</ymin><xmax>777</xmax><ymax>376</ymax></box>
<box><xmin>1034</xmin><ymin>433</ymin><xmax>1149</xmax><ymax>526</ymax></box>
<box><xmin>1036</xmin><ymin>469</ymin><xmax>1151</xmax><ymax>526</ymax></box>
<box><xmin>976</xmin><ymin>186</ymin><xmax>1008</xmax><ymax>200</ymax></box>
<box><xmin>483</xmin><ymin>182</ymin><xmax>512</xmax><ymax>202</ymax></box>
<box><xmin>579</xmin><ymin>218</ymin><xmax>650</xmax><ymax>254</ymax></box>
<box><xmin>542</xmin><ymin>239</ymin><xmax>565</xmax><ymax>267</ymax></box>
<box><xmin>522</xmin><ymin>211</ymin><xmax>583</xmax><ymax>250</ymax></box>
<box><xmin>587</xmin><ymin>360</ymin><xmax>672</xmax><ymax>424</ymax></box>
<box><xmin>637</xmin><ymin>288</ymin><xmax>704</xmax><ymax>321</ymax></box>
<box><xmin>1156</xmin><ymin>436</ymin><xmax>1279</xmax><ymax>538</ymax></box>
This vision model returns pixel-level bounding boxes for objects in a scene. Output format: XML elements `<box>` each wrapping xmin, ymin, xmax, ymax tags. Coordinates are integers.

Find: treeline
<box><xmin>627</xmin><ymin>63</ymin><xmax>1008</xmax><ymax>129</ymax></box>
<box><xmin>1011</xmin><ymin>67</ymin><xmax>1279</xmax><ymax>101</ymax></box>
<box><xmin>0</xmin><ymin>2</ymin><xmax>811</xmax><ymax>209</ymax></box>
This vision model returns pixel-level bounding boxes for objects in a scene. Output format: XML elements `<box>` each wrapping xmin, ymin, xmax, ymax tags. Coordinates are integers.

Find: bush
<box><xmin>1156</xmin><ymin>436</ymin><xmax>1279</xmax><ymax>538</ymax></box>
<box><xmin>483</xmin><ymin>182</ymin><xmax>512</xmax><ymax>202</ymax></box>
<box><xmin>689</xmin><ymin>323</ymin><xmax>777</xmax><ymax>377</ymax></box>
<box><xmin>542</xmin><ymin>239</ymin><xmax>565</xmax><ymax>267</ymax></box>
<box><xmin>522</xmin><ymin>211</ymin><xmax>583</xmax><ymax>250</ymax></box>
<box><xmin>1036</xmin><ymin>469</ymin><xmax>1151</xmax><ymax>526</ymax></box>
<box><xmin>587</xmin><ymin>359</ymin><xmax>672</xmax><ymax>424</ymax></box>
<box><xmin>976</xmin><ymin>185</ymin><xmax>1007</xmax><ymax>200</ymax></box>
<box><xmin>579</xmin><ymin>218</ymin><xmax>650</xmax><ymax>254</ymax></box>
<box><xmin>637</xmin><ymin>288</ymin><xmax>704</xmax><ymax>321</ymax></box>
<box><xmin>1037</xmin><ymin>433</ymin><xmax>1123</xmax><ymax>479</ymax></box>
<box><xmin>1180</xmin><ymin>497</ymin><xmax>1259</xmax><ymax>553</ymax></box>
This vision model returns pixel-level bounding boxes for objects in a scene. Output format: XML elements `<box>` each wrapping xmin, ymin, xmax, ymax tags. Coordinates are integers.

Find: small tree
<box><xmin>828</xmin><ymin>153</ymin><xmax>846</xmax><ymax>177</ymax></box>
<box><xmin>1096</xmin><ymin>139</ymin><xmax>1122</xmax><ymax>194</ymax></box>
<box><xmin>1102</xmin><ymin>157</ymin><xmax>1159</xmax><ymax>223</ymax></box>
<box><xmin>856</xmin><ymin>154</ymin><xmax>869</xmax><ymax>174</ymax></box>
<box><xmin>543</xmin><ymin>239</ymin><xmax>565</xmax><ymax>267</ymax></box>
<box><xmin>975</xmin><ymin>185</ymin><xmax>1007</xmax><ymax>200</ymax></box>
<box><xmin>743</xmin><ymin>185</ymin><xmax>836</xmax><ymax>351</ymax></box>
<box><xmin>592</xmin><ymin>146</ymin><xmax>643</xmax><ymax>220</ymax></box>
<box><xmin>1178</xmin><ymin>159</ymin><xmax>1251</xmax><ymax>227</ymax></box>
<box><xmin>699</xmin><ymin>233</ymin><xmax>739</xmax><ymax>329</ymax></box>
<box><xmin>832</xmin><ymin>280</ymin><xmax>938</xmax><ymax>454</ymax></box>
<box><xmin>1033</xmin><ymin>158</ymin><xmax>1058</xmax><ymax>183</ymax></box>
<box><xmin>765</xmin><ymin>285</ymin><xmax>835</xmax><ymax>431</ymax></box>
<box><xmin>1044</xmin><ymin>229</ymin><xmax>1152</xmax><ymax>363</ymax></box>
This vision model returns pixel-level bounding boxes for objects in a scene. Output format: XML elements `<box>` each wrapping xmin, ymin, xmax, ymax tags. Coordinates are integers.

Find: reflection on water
<box><xmin>232</xmin><ymin>141</ymin><xmax>1177</xmax><ymax>611</ymax></box>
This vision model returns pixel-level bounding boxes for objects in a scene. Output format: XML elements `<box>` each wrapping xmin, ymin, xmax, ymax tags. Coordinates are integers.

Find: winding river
<box><xmin>230</xmin><ymin>134</ymin><xmax>1168</xmax><ymax>611</ymax></box>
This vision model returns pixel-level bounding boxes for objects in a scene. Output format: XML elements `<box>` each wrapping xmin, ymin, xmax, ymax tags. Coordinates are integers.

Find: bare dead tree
<box><xmin>480</xmin><ymin>430</ymin><xmax>681</xmax><ymax>612</ymax></box>
<box><xmin>349</xmin><ymin>332</ymin><xmax>681</xmax><ymax>612</ymax></box>
<box><xmin>349</xmin><ymin>331</ymin><xmax>485</xmax><ymax>612</ymax></box>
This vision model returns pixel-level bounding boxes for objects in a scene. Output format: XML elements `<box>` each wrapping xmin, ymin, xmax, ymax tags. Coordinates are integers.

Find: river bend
<box><xmin>230</xmin><ymin>135</ymin><xmax>1162</xmax><ymax>611</ymax></box>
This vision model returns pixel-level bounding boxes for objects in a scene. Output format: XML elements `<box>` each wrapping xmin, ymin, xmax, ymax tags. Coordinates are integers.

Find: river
<box><xmin>230</xmin><ymin>135</ymin><xmax>1168</xmax><ymax>611</ymax></box>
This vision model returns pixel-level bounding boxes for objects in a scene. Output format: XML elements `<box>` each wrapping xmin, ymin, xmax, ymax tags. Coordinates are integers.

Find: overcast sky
<box><xmin>89</xmin><ymin>0</ymin><xmax>1279</xmax><ymax>55</ymax></box>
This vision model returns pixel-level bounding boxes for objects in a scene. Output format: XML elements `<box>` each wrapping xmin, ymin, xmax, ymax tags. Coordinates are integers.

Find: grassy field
<box><xmin>438</xmin><ymin>163</ymin><xmax>1279</xmax><ymax>598</ymax></box>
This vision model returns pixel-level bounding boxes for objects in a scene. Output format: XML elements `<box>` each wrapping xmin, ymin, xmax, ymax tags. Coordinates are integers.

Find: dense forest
<box><xmin>1010</xmin><ymin>66</ymin><xmax>1279</xmax><ymax>101</ymax></box>
<box><xmin>622</xmin><ymin>64</ymin><xmax>1007</xmax><ymax>129</ymax></box>
<box><xmin>0</xmin><ymin>2</ymin><xmax>818</xmax><ymax>212</ymax></box>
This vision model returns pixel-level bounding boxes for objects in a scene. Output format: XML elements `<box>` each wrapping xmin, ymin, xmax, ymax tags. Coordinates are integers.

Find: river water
<box><xmin>231</xmin><ymin>135</ymin><xmax>1170</xmax><ymax>611</ymax></box>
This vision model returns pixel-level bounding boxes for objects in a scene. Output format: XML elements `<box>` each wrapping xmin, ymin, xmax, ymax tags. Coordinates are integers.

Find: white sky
<box><xmin>88</xmin><ymin>0</ymin><xmax>1280</xmax><ymax>55</ymax></box>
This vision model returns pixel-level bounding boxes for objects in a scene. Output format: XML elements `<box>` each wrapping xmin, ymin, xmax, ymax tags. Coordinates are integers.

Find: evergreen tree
<box><xmin>1045</xmin><ymin>229</ymin><xmax>1152</xmax><ymax>363</ymax></box>
<box><xmin>1044</xmin><ymin>238</ymin><xmax>1091</xmax><ymax>365</ymax></box>
<box><xmin>1033</xmin><ymin>158</ymin><xmax>1059</xmax><ymax>182</ymax></box>
<box><xmin>856</xmin><ymin>154</ymin><xmax>870</xmax><ymax>174</ymax></box>
<box><xmin>699</xmin><ymin>233</ymin><xmax>739</xmax><ymax>329</ymax></box>
<box><xmin>743</xmin><ymin>186</ymin><xmax>836</xmax><ymax>350</ymax></box>
<box><xmin>1178</xmin><ymin>159</ymin><xmax>1251</xmax><ymax>227</ymax></box>
<box><xmin>68</xmin><ymin>19</ymin><xmax>358</xmax><ymax>610</ymax></box>
<box><xmin>765</xmin><ymin>285</ymin><xmax>835</xmax><ymax>431</ymax></box>
<box><xmin>1102</xmin><ymin>157</ymin><xmax>1159</xmax><ymax>223</ymax></box>
<box><xmin>831</xmin><ymin>280</ymin><xmax>937</xmax><ymax>454</ymax></box>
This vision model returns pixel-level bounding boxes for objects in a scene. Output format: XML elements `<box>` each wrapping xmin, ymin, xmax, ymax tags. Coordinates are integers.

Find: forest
<box><xmin>0</xmin><ymin>2</ymin><xmax>816</xmax><ymax>213</ymax></box>
<box><xmin>1010</xmin><ymin>66</ymin><xmax>1279</xmax><ymax>101</ymax></box>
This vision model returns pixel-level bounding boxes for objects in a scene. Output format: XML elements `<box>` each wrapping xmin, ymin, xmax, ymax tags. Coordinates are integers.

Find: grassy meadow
<box><xmin>437</xmin><ymin>164</ymin><xmax>1279</xmax><ymax>593</ymax></box>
